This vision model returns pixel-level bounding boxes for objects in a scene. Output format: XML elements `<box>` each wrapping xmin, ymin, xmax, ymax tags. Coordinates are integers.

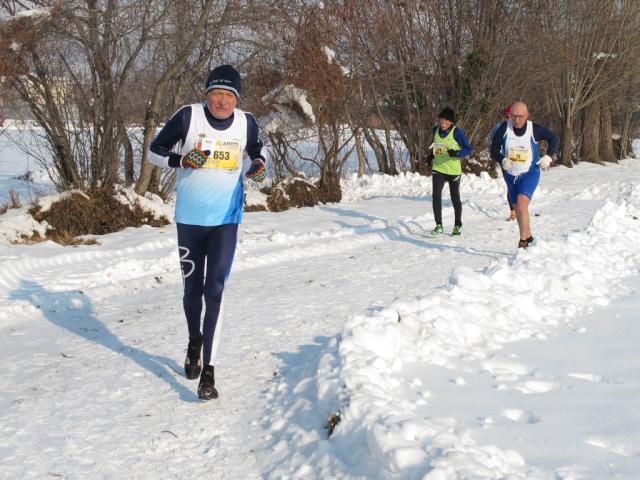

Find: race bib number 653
<box><xmin>199</xmin><ymin>137</ymin><xmax>242</xmax><ymax>170</ymax></box>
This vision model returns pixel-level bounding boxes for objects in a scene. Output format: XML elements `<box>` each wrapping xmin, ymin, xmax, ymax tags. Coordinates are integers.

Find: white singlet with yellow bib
<box><xmin>503</xmin><ymin>120</ymin><xmax>540</xmax><ymax>176</ymax></box>
<box><xmin>175</xmin><ymin>104</ymin><xmax>248</xmax><ymax>226</ymax></box>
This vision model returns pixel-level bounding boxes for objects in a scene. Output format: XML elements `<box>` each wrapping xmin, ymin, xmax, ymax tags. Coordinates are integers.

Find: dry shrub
<box><xmin>288</xmin><ymin>178</ymin><xmax>319</xmax><ymax>207</ymax></box>
<box><xmin>462</xmin><ymin>154</ymin><xmax>499</xmax><ymax>178</ymax></box>
<box><xmin>267</xmin><ymin>185</ymin><xmax>290</xmax><ymax>212</ymax></box>
<box><xmin>325</xmin><ymin>411</ymin><xmax>341</xmax><ymax>437</ymax></box>
<box><xmin>11</xmin><ymin>230</ymin><xmax>45</xmax><ymax>245</ymax></box>
<box><xmin>264</xmin><ymin>177</ymin><xmax>321</xmax><ymax>212</ymax></box>
<box><xmin>32</xmin><ymin>188</ymin><xmax>169</xmax><ymax>245</ymax></box>
<box><xmin>8</xmin><ymin>189</ymin><xmax>21</xmax><ymax>209</ymax></box>
<box><xmin>0</xmin><ymin>203</ymin><xmax>7</xmax><ymax>215</ymax></box>
<box><xmin>244</xmin><ymin>204</ymin><xmax>267</xmax><ymax>213</ymax></box>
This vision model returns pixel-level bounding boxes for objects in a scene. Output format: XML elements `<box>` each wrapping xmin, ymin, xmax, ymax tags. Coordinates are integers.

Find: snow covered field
<box><xmin>1</xmin><ymin>159</ymin><xmax>640</xmax><ymax>479</ymax></box>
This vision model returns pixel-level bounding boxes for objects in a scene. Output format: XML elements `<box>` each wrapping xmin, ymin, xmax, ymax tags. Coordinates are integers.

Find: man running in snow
<box><xmin>490</xmin><ymin>101</ymin><xmax>557</xmax><ymax>248</ymax></box>
<box><xmin>490</xmin><ymin>104</ymin><xmax>516</xmax><ymax>221</ymax></box>
<box><xmin>428</xmin><ymin>107</ymin><xmax>472</xmax><ymax>236</ymax></box>
<box><xmin>149</xmin><ymin>64</ymin><xmax>266</xmax><ymax>400</ymax></box>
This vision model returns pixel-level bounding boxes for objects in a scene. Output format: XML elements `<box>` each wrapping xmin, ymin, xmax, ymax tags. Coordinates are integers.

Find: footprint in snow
<box><xmin>514</xmin><ymin>379</ymin><xmax>556</xmax><ymax>394</ymax></box>
<box><xmin>567</xmin><ymin>372</ymin><xmax>624</xmax><ymax>384</ymax></box>
<box><xmin>584</xmin><ymin>436</ymin><xmax>637</xmax><ymax>457</ymax></box>
<box><xmin>481</xmin><ymin>359</ymin><xmax>529</xmax><ymax>381</ymax></box>
<box><xmin>501</xmin><ymin>408</ymin><xmax>541</xmax><ymax>424</ymax></box>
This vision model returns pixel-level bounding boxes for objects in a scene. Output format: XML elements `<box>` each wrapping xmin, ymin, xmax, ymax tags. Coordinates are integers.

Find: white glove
<box><xmin>501</xmin><ymin>157</ymin><xmax>513</xmax><ymax>170</ymax></box>
<box><xmin>537</xmin><ymin>155</ymin><xmax>552</xmax><ymax>170</ymax></box>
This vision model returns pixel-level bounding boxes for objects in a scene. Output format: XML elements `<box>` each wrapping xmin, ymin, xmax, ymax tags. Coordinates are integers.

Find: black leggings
<box><xmin>177</xmin><ymin>222</ymin><xmax>238</xmax><ymax>366</ymax></box>
<box><xmin>432</xmin><ymin>171</ymin><xmax>462</xmax><ymax>227</ymax></box>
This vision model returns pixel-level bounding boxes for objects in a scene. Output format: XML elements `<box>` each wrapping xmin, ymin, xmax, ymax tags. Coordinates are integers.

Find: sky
<box><xmin>1</xmin><ymin>141</ymin><xmax>640</xmax><ymax>479</ymax></box>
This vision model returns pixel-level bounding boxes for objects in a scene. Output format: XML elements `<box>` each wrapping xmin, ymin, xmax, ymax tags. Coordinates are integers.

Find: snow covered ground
<box><xmin>1</xmin><ymin>159</ymin><xmax>640</xmax><ymax>479</ymax></box>
<box><xmin>0</xmin><ymin>125</ymin><xmax>55</xmax><ymax>204</ymax></box>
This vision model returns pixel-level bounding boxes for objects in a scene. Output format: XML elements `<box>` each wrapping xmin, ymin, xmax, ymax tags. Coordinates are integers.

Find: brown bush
<box><xmin>244</xmin><ymin>203</ymin><xmax>267</xmax><ymax>213</ymax></box>
<box><xmin>267</xmin><ymin>186</ymin><xmax>290</xmax><ymax>212</ymax></box>
<box><xmin>31</xmin><ymin>188</ymin><xmax>169</xmax><ymax>245</ymax></box>
<box><xmin>462</xmin><ymin>155</ymin><xmax>499</xmax><ymax>178</ymax></box>
<box><xmin>288</xmin><ymin>178</ymin><xmax>320</xmax><ymax>207</ymax></box>
<box><xmin>263</xmin><ymin>177</ymin><xmax>321</xmax><ymax>212</ymax></box>
<box><xmin>12</xmin><ymin>230</ymin><xmax>44</xmax><ymax>245</ymax></box>
<box><xmin>8</xmin><ymin>189</ymin><xmax>21</xmax><ymax>209</ymax></box>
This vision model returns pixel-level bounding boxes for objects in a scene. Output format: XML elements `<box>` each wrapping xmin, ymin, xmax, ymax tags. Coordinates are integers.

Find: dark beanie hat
<box><xmin>205</xmin><ymin>64</ymin><xmax>241</xmax><ymax>98</ymax></box>
<box><xmin>438</xmin><ymin>107</ymin><xmax>456</xmax><ymax>123</ymax></box>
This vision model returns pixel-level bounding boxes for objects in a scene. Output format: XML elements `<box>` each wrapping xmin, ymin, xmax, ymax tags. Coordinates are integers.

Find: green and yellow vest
<box><xmin>432</xmin><ymin>127</ymin><xmax>461</xmax><ymax>175</ymax></box>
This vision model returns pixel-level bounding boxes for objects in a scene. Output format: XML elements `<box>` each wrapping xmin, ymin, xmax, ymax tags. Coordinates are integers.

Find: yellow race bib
<box><xmin>433</xmin><ymin>143</ymin><xmax>447</xmax><ymax>156</ymax></box>
<box><xmin>198</xmin><ymin>137</ymin><xmax>242</xmax><ymax>170</ymax></box>
<box><xmin>508</xmin><ymin>146</ymin><xmax>529</xmax><ymax>163</ymax></box>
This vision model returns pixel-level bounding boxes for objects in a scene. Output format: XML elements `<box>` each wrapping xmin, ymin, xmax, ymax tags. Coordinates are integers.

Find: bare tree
<box><xmin>524</xmin><ymin>0</ymin><xmax>640</xmax><ymax>165</ymax></box>
<box><xmin>1</xmin><ymin>1</ymin><xmax>170</xmax><ymax>190</ymax></box>
<box><xmin>134</xmin><ymin>0</ymin><xmax>238</xmax><ymax>195</ymax></box>
<box><xmin>1</xmin><ymin>1</ymin><xmax>266</xmax><ymax>195</ymax></box>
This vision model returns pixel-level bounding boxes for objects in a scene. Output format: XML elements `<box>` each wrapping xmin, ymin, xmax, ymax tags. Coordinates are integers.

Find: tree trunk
<box><xmin>599</xmin><ymin>103</ymin><xmax>616</xmax><ymax>163</ymax></box>
<box><xmin>384</xmin><ymin>123</ymin><xmax>397</xmax><ymax>175</ymax></box>
<box><xmin>354</xmin><ymin>127</ymin><xmax>366</xmax><ymax>177</ymax></box>
<box><xmin>363</xmin><ymin>127</ymin><xmax>387</xmax><ymax>173</ymax></box>
<box><xmin>560</xmin><ymin>120</ymin><xmax>574</xmax><ymax>167</ymax></box>
<box><xmin>619</xmin><ymin>111</ymin><xmax>635</xmax><ymax>159</ymax></box>
<box><xmin>119</xmin><ymin>124</ymin><xmax>134</xmax><ymax>186</ymax></box>
<box><xmin>135</xmin><ymin>104</ymin><xmax>164</xmax><ymax>194</ymax></box>
<box><xmin>582</xmin><ymin>102</ymin><xmax>601</xmax><ymax>164</ymax></box>
<box><xmin>317</xmin><ymin>162</ymin><xmax>342</xmax><ymax>203</ymax></box>
<box><xmin>148</xmin><ymin>166</ymin><xmax>162</xmax><ymax>194</ymax></box>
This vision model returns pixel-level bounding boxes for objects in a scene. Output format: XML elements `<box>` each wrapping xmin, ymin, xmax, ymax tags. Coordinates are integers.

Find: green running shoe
<box><xmin>451</xmin><ymin>225</ymin><xmax>461</xmax><ymax>236</ymax></box>
<box><xmin>431</xmin><ymin>224</ymin><xmax>444</xmax><ymax>235</ymax></box>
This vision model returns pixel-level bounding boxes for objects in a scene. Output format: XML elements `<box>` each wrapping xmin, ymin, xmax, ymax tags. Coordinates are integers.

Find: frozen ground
<box><xmin>1</xmin><ymin>160</ymin><xmax>640</xmax><ymax>479</ymax></box>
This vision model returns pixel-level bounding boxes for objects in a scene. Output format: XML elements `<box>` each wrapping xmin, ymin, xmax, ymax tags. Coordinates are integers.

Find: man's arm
<box><xmin>533</xmin><ymin>123</ymin><xmax>558</xmax><ymax>156</ymax></box>
<box><xmin>453</xmin><ymin>127</ymin><xmax>472</xmax><ymax>157</ymax></box>
<box><xmin>149</xmin><ymin>106</ymin><xmax>192</xmax><ymax>168</ymax></box>
<box><xmin>245</xmin><ymin>112</ymin><xmax>265</xmax><ymax>161</ymax></box>
<box><xmin>490</xmin><ymin>122</ymin><xmax>508</xmax><ymax>162</ymax></box>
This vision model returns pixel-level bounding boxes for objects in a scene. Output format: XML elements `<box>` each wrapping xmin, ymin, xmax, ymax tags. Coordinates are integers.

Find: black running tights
<box><xmin>432</xmin><ymin>171</ymin><xmax>462</xmax><ymax>227</ymax></box>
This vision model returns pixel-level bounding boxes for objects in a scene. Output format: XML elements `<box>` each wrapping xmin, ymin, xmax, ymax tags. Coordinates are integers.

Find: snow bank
<box><xmin>341</xmin><ymin>171</ymin><xmax>503</xmax><ymax>203</ymax></box>
<box><xmin>0</xmin><ymin>186</ymin><xmax>173</xmax><ymax>244</ymax></box>
<box><xmin>113</xmin><ymin>185</ymin><xmax>173</xmax><ymax>221</ymax></box>
<box><xmin>263</xmin><ymin>182</ymin><xmax>640</xmax><ymax>479</ymax></box>
<box><xmin>0</xmin><ymin>206</ymin><xmax>49</xmax><ymax>243</ymax></box>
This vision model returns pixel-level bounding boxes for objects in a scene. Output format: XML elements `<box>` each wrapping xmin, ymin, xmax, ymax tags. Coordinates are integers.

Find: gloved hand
<box><xmin>181</xmin><ymin>147</ymin><xmax>210</xmax><ymax>169</ymax></box>
<box><xmin>501</xmin><ymin>157</ymin><xmax>513</xmax><ymax>170</ymax></box>
<box><xmin>537</xmin><ymin>154</ymin><xmax>552</xmax><ymax>170</ymax></box>
<box><xmin>246</xmin><ymin>158</ymin><xmax>266</xmax><ymax>182</ymax></box>
<box><xmin>447</xmin><ymin>149</ymin><xmax>458</xmax><ymax>158</ymax></box>
<box><xmin>426</xmin><ymin>152</ymin><xmax>434</xmax><ymax>167</ymax></box>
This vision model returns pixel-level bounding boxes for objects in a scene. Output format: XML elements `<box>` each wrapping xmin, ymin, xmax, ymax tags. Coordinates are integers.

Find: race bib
<box><xmin>198</xmin><ymin>137</ymin><xmax>242</xmax><ymax>170</ymax></box>
<box><xmin>433</xmin><ymin>143</ymin><xmax>447</xmax><ymax>156</ymax></box>
<box><xmin>508</xmin><ymin>146</ymin><xmax>530</xmax><ymax>163</ymax></box>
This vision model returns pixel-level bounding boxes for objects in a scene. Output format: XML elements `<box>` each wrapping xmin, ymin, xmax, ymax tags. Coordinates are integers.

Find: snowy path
<box><xmin>1</xmin><ymin>162</ymin><xmax>640</xmax><ymax>479</ymax></box>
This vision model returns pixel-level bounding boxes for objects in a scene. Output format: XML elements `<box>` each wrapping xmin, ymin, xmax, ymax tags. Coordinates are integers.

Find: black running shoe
<box><xmin>184</xmin><ymin>335</ymin><xmax>202</xmax><ymax>380</ymax></box>
<box><xmin>518</xmin><ymin>236</ymin><xmax>534</xmax><ymax>249</ymax></box>
<box><xmin>198</xmin><ymin>365</ymin><xmax>218</xmax><ymax>400</ymax></box>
